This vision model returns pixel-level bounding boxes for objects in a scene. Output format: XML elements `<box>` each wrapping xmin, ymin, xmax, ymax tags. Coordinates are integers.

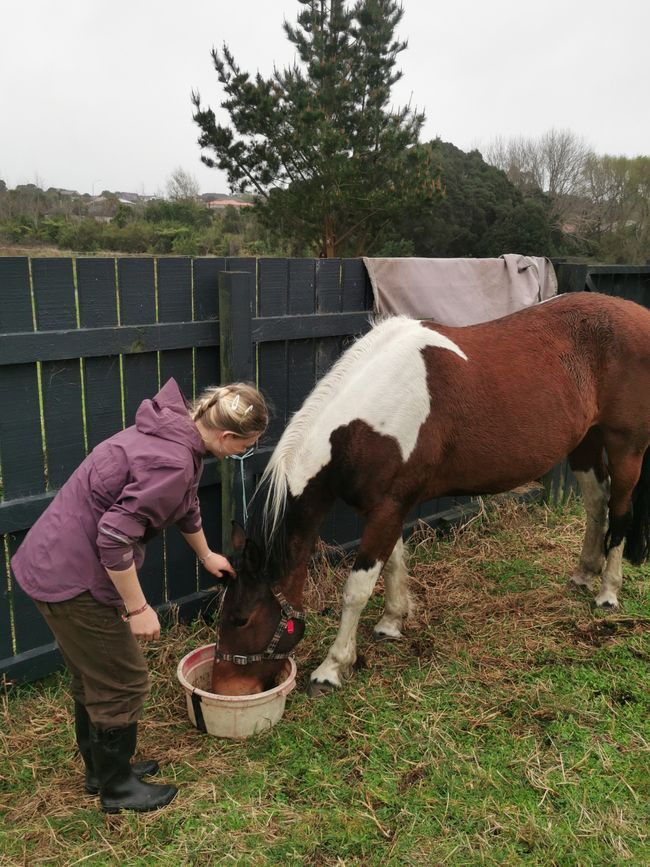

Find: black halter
<box><xmin>213</xmin><ymin>583</ymin><xmax>305</xmax><ymax>665</ymax></box>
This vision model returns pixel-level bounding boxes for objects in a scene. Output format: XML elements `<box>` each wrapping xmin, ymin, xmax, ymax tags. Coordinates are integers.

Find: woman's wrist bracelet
<box><xmin>198</xmin><ymin>552</ymin><xmax>214</xmax><ymax>565</ymax></box>
<box><xmin>121</xmin><ymin>602</ymin><xmax>149</xmax><ymax>622</ymax></box>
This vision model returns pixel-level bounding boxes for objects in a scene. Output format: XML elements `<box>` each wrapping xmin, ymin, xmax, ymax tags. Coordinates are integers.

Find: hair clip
<box><xmin>243</xmin><ymin>405</ymin><xmax>254</xmax><ymax>416</ymax></box>
<box><xmin>230</xmin><ymin>394</ymin><xmax>241</xmax><ymax>412</ymax></box>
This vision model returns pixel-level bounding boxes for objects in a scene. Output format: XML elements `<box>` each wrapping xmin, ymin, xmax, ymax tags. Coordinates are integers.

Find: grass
<box><xmin>1</xmin><ymin>498</ymin><xmax>649</xmax><ymax>865</ymax></box>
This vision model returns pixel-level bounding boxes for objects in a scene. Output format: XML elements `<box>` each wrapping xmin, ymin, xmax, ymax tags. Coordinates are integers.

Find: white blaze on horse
<box><xmin>211</xmin><ymin>292</ymin><xmax>650</xmax><ymax>696</ymax></box>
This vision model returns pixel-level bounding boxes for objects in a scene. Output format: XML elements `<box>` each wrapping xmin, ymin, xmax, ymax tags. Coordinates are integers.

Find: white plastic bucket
<box><xmin>177</xmin><ymin>643</ymin><xmax>297</xmax><ymax>739</ymax></box>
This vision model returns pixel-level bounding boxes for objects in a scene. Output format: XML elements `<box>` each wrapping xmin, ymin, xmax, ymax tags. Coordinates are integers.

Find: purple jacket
<box><xmin>11</xmin><ymin>379</ymin><xmax>205</xmax><ymax>607</ymax></box>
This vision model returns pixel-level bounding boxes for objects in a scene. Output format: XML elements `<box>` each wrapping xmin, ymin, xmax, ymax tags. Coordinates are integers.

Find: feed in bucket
<box><xmin>177</xmin><ymin>643</ymin><xmax>296</xmax><ymax>739</ymax></box>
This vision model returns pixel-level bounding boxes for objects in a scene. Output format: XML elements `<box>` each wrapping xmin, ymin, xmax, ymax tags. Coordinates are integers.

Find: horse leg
<box><xmin>569</xmin><ymin>432</ymin><xmax>609</xmax><ymax>590</ymax></box>
<box><xmin>596</xmin><ymin>436</ymin><xmax>645</xmax><ymax>608</ymax></box>
<box><xmin>373</xmin><ymin>537</ymin><xmax>412</xmax><ymax>640</ymax></box>
<box><xmin>309</xmin><ymin>512</ymin><xmax>403</xmax><ymax>695</ymax></box>
<box><xmin>570</xmin><ymin>469</ymin><xmax>609</xmax><ymax>589</ymax></box>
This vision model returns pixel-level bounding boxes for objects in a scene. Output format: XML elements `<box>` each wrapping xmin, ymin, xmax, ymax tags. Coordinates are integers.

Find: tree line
<box><xmin>484</xmin><ymin>131</ymin><xmax>649</xmax><ymax>264</ymax></box>
<box><xmin>2</xmin><ymin>1</ymin><xmax>647</xmax><ymax>263</ymax></box>
<box><xmin>190</xmin><ymin>0</ymin><xmax>648</xmax><ymax>264</ymax></box>
<box><xmin>0</xmin><ymin>180</ymin><xmax>287</xmax><ymax>257</ymax></box>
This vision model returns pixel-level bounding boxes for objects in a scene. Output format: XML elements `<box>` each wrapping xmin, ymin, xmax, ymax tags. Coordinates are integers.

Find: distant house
<box><xmin>206</xmin><ymin>198</ymin><xmax>254</xmax><ymax>210</ymax></box>
<box><xmin>113</xmin><ymin>191</ymin><xmax>141</xmax><ymax>204</ymax></box>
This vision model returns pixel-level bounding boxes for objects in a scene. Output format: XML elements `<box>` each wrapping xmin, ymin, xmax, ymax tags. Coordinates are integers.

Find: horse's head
<box><xmin>210</xmin><ymin>524</ymin><xmax>306</xmax><ymax>695</ymax></box>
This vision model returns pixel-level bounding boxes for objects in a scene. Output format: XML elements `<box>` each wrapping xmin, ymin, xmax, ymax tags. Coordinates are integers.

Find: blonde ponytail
<box><xmin>190</xmin><ymin>383</ymin><xmax>268</xmax><ymax>437</ymax></box>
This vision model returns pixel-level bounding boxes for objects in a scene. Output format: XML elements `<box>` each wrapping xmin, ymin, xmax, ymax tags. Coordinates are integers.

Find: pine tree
<box><xmin>192</xmin><ymin>0</ymin><xmax>435</xmax><ymax>256</ymax></box>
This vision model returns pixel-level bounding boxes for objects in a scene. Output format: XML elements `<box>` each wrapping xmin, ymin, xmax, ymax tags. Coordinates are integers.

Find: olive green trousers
<box><xmin>35</xmin><ymin>592</ymin><xmax>150</xmax><ymax>729</ymax></box>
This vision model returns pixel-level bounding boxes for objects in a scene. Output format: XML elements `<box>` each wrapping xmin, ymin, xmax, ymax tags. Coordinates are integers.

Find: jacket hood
<box><xmin>135</xmin><ymin>378</ymin><xmax>205</xmax><ymax>457</ymax></box>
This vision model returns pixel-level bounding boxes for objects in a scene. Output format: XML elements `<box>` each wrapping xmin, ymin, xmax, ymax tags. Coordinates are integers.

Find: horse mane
<box><xmin>248</xmin><ymin>315</ymin><xmax>413</xmax><ymax>573</ymax></box>
<box><xmin>245</xmin><ymin>473</ymin><xmax>291</xmax><ymax>582</ymax></box>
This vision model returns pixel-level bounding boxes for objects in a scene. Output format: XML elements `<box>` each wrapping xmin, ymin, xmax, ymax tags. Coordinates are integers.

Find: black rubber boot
<box><xmin>74</xmin><ymin>702</ymin><xmax>159</xmax><ymax>794</ymax></box>
<box><xmin>89</xmin><ymin>722</ymin><xmax>177</xmax><ymax>813</ymax></box>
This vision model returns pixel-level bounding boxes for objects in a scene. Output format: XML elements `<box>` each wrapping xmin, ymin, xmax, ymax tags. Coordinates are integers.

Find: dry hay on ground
<box><xmin>302</xmin><ymin>497</ymin><xmax>649</xmax><ymax>685</ymax></box>
<box><xmin>2</xmin><ymin>498</ymin><xmax>648</xmax><ymax>832</ymax></box>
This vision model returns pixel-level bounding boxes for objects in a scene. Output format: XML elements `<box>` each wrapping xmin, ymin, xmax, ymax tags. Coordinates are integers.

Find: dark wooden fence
<box><xmin>1</xmin><ymin>256</ymin><xmax>649</xmax><ymax>684</ymax></box>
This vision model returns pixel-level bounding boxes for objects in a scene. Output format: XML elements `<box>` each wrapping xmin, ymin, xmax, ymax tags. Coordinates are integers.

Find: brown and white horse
<box><xmin>211</xmin><ymin>292</ymin><xmax>650</xmax><ymax>696</ymax></box>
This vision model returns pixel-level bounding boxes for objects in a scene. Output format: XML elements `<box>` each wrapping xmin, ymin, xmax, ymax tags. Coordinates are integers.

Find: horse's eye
<box><xmin>230</xmin><ymin>615</ymin><xmax>250</xmax><ymax>628</ymax></box>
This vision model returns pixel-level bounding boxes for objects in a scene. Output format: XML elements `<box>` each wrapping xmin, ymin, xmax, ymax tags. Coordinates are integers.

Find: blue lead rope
<box><xmin>226</xmin><ymin>445</ymin><xmax>256</xmax><ymax>525</ymax></box>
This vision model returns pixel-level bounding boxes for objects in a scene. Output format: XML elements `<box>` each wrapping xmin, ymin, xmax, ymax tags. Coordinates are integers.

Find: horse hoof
<box><xmin>570</xmin><ymin>574</ymin><xmax>597</xmax><ymax>592</ymax></box>
<box><xmin>596</xmin><ymin>599</ymin><xmax>618</xmax><ymax>610</ymax></box>
<box><xmin>308</xmin><ymin>680</ymin><xmax>338</xmax><ymax>698</ymax></box>
<box><xmin>373</xmin><ymin>630</ymin><xmax>402</xmax><ymax>642</ymax></box>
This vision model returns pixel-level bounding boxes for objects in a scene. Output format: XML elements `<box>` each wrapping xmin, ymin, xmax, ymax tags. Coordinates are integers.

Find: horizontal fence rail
<box><xmin>2</xmin><ymin>255</ymin><xmax>649</xmax><ymax>684</ymax></box>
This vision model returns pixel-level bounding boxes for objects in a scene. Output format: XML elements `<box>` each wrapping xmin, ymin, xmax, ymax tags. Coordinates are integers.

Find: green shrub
<box><xmin>171</xmin><ymin>228</ymin><xmax>199</xmax><ymax>256</ymax></box>
<box><xmin>0</xmin><ymin>216</ymin><xmax>36</xmax><ymax>242</ymax></box>
<box><xmin>70</xmin><ymin>220</ymin><xmax>104</xmax><ymax>252</ymax></box>
<box><xmin>35</xmin><ymin>217</ymin><xmax>67</xmax><ymax>244</ymax></box>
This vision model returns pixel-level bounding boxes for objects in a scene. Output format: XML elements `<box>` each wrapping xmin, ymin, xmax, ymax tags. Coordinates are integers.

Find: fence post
<box><xmin>218</xmin><ymin>271</ymin><xmax>255</xmax><ymax>555</ymax></box>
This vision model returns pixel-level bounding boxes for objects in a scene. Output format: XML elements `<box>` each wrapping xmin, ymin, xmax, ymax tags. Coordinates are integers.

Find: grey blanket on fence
<box><xmin>363</xmin><ymin>254</ymin><xmax>557</xmax><ymax>324</ymax></box>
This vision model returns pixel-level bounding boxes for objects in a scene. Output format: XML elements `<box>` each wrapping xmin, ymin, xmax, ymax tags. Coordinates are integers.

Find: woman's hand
<box><xmin>128</xmin><ymin>605</ymin><xmax>161</xmax><ymax>640</ymax></box>
<box><xmin>201</xmin><ymin>552</ymin><xmax>236</xmax><ymax>579</ymax></box>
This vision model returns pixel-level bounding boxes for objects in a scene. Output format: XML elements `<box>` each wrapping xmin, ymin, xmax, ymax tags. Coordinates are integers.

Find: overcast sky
<box><xmin>1</xmin><ymin>0</ymin><xmax>648</xmax><ymax>196</ymax></box>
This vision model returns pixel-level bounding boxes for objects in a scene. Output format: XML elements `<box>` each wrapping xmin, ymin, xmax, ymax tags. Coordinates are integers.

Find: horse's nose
<box><xmin>213</xmin><ymin>673</ymin><xmax>265</xmax><ymax>696</ymax></box>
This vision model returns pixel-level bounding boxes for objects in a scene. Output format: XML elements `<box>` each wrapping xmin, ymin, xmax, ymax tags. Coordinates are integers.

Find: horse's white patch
<box><xmin>289</xmin><ymin>318</ymin><xmax>466</xmax><ymax>498</ymax></box>
<box><xmin>259</xmin><ymin>317</ymin><xmax>467</xmax><ymax>538</ymax></box>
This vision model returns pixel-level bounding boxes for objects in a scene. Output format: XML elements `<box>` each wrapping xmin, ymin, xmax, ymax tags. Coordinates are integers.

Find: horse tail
<box><xmin>624</xmin><ymin>446</ymin><xmax>650</xmax><ymax>565</ymax></box>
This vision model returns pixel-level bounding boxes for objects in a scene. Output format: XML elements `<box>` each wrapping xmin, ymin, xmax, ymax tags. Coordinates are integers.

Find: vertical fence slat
<box><xmin>191</xmin><ymin>259</ymin><xmax>223</xmax><ymax>595</ymax></box>
<box><xmin>157</xmin><ymin>258</ymin><xmax>197</xmax><ymax>602</ymax></box>
<box><xmin>0</xmin><ymin>367</ymin><xmax>45</xmax><ymax>499</ymax></box>
<box><xmin>0</xmin><ymin>257</ymin><xmax>33</xmax><ymax>332</ymax></box>
<box><xmin>287</xmin><ymin>259</ymin><xmax>316</xmax><ymax>421</ymax></box>
<box><xmin>78</xmin><ymin>259</ymin><xmax>123</xmax><ymax>449</ymax></box>
<box><xmin>219</xmin><ymin>271</ymin><xmax>255</xmax><ymax>553</ymax></box>
<box><xmin>315</xmin><ymin>257</ymin><xmax>344</xmax><ymax>378</ymax></box>
<box><xmin>328</xmin><ymin>239</ymin><xmax>362</xmax><ymax>559</ymax></box>
<box><xmin>117</xmin><ymin>258</ymin><xmax>163</xmax><ymax>605</ymax></box>
<box><xmin>198</xmin><ymin>480</ymin><xmax>222</xmax><ymax>594</ymax></box>
<box><xmin>117</xmin><ymin>259</ymin><xmax>159</xmax><ymax>422</ymax></box>
<box><xmin>157</xmin><ymin>257</ymin><xmax>193</xmax><ymax>323</ymax></box>
<box><xmin>314</xmin><ymin>259</ymin><xmax>363</xmax><ymax>544</ymax></box>
<box><xmin>0</xmin><ymin>542</ymin><xmax>14</xmax><ymax>662</ymax></box>
<box><xmin>342</xmin><ymin>258</ymin><xmax>371</xmax><ymax>310</ymax></box>
<box><xmin>41</xmin><ymin>360</ymin><xmax>86</xmax><ymax>488</ymax></box>
<box><xmin>313</xmin><ymin>260</ymin><xmax>341</xmax><ymax>543</ymax></box>
<box><xmin>193</xmin><ymin>258</ymin><xmax>225</xmax><ymax>323</ymax></box>
<box><xmin>83</xmin><ymin>356</ymin><xmax>124</xmax><ymax>451</ymax></box>
<box><xmin>76</xmin><ymin>257</ymin><xmax>118</xmax><ymax>327</ymax></box>
<box><xmin>158</xmin><ymin>258</ymin><xmax>194</xmax><ymax>397</ymax></box>
<box><xmin>316</xmin><ymin>259</ymin><xmax>342</xmax><ymax>313</ymax></box>
<box><xmin>258</xmin><ymin>259</ymin><xmax>289</xmax><ymax>443</ymax></box>
<box><xmin>32</xmin><ymin>259</ymin><xmax>86</xmax><ymax>488</ymax></box>
<box><xmin>31</xmin><ymin>259</ymin><xmax>77</xmax><ymax>330</ymax></box>
<box><xmin>194</xmin><ymin>258</ymin><xmax>223</xmax><ymax>398</ymax></box>
<box><xmin>288</xmin><ymin>259</ymin><xmax>315</xmax><ymax>315</ymax></box>
<box><xmin>194</xmin><ymin>349</ymin><xmax>221</xmax><ymax>399</ymax></box>
<box><xmin>7</xmin><ymin>532</ymin><xmax>54</xmax><ymax>653</ymax></box>
<box><xmin>0</xmin><ymin>258</ymin><xmax>44</xmax><ymax>495</ymax></box>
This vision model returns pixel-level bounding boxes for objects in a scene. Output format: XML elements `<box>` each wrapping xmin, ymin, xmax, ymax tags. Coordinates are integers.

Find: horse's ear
<box><xmin>243</xmin><ymin>538</ymin><xmax>264</xmax><ymax>575</ymax></box>
<box><xmin>231</xmin><ymin>521</ymin><xmax>247</xmax><ymax>554</ymax></box>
